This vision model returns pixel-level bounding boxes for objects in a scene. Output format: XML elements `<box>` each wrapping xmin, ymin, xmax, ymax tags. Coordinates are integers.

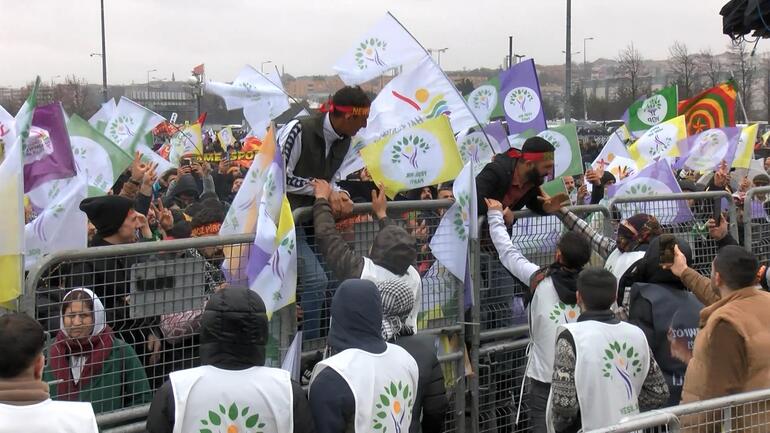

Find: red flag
<box><xmin>192</xmin><ymin>63</ymin><xmax>205</xmax><ymax>76</ymax></box>
<box><xmin>196</xmin><ymin>112</ymin><xmax>207</xmax><ymax>126</ymax></box>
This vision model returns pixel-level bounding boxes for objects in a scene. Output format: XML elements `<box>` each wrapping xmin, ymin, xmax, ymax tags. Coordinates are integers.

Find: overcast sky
<box><xmin>0</xmin><ymin>0</ymin><xmax>744</xmax><ymax>87</ymax></box>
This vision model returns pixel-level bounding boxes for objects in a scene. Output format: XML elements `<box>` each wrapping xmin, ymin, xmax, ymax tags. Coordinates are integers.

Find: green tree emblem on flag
<box><xmin>391</xmin><ymin>135</ymin><xmax>429</xmax><ymax>169</ymax></box>
<box><xmin>602</xmin><ymin>341</ymin><xmax>643</xmax><ymax>399</ymax></box>
<box><xmin>459</xmin><ymin>136</ymin><xmax>483</xmax><ymax>164</ymax></box>
<box><xmin>108</xmin><ymin>115</ymin><xmax>134</xmax><ymax>142</ymax></box>
<box><xmin>640</xmin><ymin>96</ymin><xmax>664</xmax><ymax>125</ymax></box>
<box><xmin>507</xmin><ymin>88</ymin><xmax>538</xmax><ymax>122</ymax></box>
<box><xmin>372</xmin><ymin>381</ymin><xmax>414</xmax><ymax>433</ymax></box>
<box><xmin>355</xmin><ymin>38</ymin><xmax>388</xmax><ymax>70</ymax></box>
<box><xmin>548</xmin><ymin>302</ymin><xmax>579</xmax><ymax>324</ymax></box>
<box><xmin>647</xmin><ymin>134</ymin><xmax>673</xmax><ymax>158</ymax></box>
<box><xmin>198</xmin><ymin>402</ymin><xmax>266</xmax><ymax>433</ymax></box>
<box><xmin>625</xmin><ymin>184</ymin><xmax>656</xmax><ymax>196</ymax></box>
<box><xmin>271</xmin><ymin>235</ymin><xmax>295</xmax><ymax>280</ymax></box>
<box><xmin>452</xmin><ymin>193</ymin><xmax>470</xmax><ymax>241</ymax></box>
<box><xmin>472</xmin><ymin>88</ymin><xmax>494</xmax><ymax>110</ymax></box>
<box><xmin>240</xmin><ymin>82</ymin><xmax>262</xmax><ymax>102</ymax></box>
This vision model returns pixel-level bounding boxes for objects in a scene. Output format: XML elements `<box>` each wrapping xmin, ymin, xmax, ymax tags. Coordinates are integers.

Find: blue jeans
<box><xmin>296</xmin><ymin>226</ymin><xmax>328</xmax><ymax>340</ymax></box>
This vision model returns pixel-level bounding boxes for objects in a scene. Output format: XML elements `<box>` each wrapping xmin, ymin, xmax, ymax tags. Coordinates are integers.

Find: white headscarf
<box><xmin>60</xmin><ymin>288</ymin><xmax>107</xmax><ymax>338</ymax></box>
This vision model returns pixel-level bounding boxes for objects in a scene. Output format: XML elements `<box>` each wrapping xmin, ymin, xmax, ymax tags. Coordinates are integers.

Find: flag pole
<box><xmin>255</xmin><ymin>66</ymin><xmax>306</xmax><ymax>109</ymax></box>
<box><xmin>730</xmin><ymin>71</ymin><xmax>750</xmax><ymax>123</ymax></box>
<box><xmin>386</xmin><ymin>12</ymin><xmax>497</xmax><ymax>153</ymax></box>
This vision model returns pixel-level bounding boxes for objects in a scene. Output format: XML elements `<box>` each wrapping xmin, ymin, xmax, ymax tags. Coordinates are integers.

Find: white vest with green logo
<box><xmin>360</xmin><ymin>257</ymin><xmax>422</xmax><ymax>329</ymax></box>
<box><xmin>311</xmin><ymin>344</ymin><xmax>419</xmax><ymax>433</ymax></box>
<box><xmin>527</xmin><ymin>277</ymin><xmax>581</xmax><ymax>383</ymax></box>
<box><xmin>552</xmin><ymin>321</ymin><xmax>651</xmax><ymax>431</ymax></box>
<box><xmin>0</xmin><ymin>399</ymin><xmax>98</xmax><ymax>433</ymax></box>
<box><xmin>169</xmin><ymin>365</ymin><xmax>293</xmax><ymax>433</ymax></box>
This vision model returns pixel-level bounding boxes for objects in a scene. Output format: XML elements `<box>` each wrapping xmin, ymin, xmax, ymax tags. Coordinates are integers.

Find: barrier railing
<box><xmin>585</xmin><ymin>387</ymin><xmax>770</xmax><ymax>433</ymax></box>
<box><xmin>16</xmin><ymin>193</ymin><xmax>757</xmax><ymax>432</ymax></box>
<box><xmin>743</xmin><ymin>186</ymin><xmax>770</xmax><ymax>265</ymax></box>
<box><xmin>609</xmin><ymin>191</ymin><xmax>738</xmax><ymax>276</ymax></box>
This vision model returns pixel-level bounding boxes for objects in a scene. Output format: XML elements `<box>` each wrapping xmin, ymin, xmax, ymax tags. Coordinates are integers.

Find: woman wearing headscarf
<box><xmin>43</xmin><ymin>288</ymin><xmax>152</xmax><ymax>413</ymax></box>
<box><xmin>553</xmin><ymin>206</ymin><xmax>663</xmax><ymax>317</ymax></box>
<box><xmin>378</xmin><ymin>280</ymin><xmax>448</xmax><ymax>433</ymax></box>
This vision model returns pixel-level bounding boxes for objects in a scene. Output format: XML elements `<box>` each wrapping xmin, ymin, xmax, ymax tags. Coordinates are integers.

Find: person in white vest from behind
<box><xmin>309</xmin><ymin>279</ymin><xmax>419</xmax><ymax>433</ymax></box>
<box><xmin>0</xmin><ymin>313</ymin><xmax>98</xmax><ymax>433</ymax></box>
<box><xmin>146</xmin><ymin>286</ymin><xmax>315</xmax><ymax>433</ymax></box>
<box><xmin>485</xmin><ymin>198</ymin><xmax>592</xmax><ymax>433</ymax></box>
<box><xmin>548</xmin><ymin>268</ymin><xmax>669</xmax><ymax>433</ymax></box>
<box><xmin>550</xmin><ymin>207</ymin><xmax>664</xmax><ymax>318</ymax></box>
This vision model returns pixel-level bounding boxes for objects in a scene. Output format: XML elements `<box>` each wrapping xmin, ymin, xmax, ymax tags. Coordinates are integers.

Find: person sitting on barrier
<box><xmin>475</xmin><ymin>136</ymin><xmax>567</xmax><ymax>218</ymax></box>
<box><xmin>309</xmin><ymin>279</ymin><xmax>419</xmax><ymax>433</ymax></box>
<box><xmin>485</xmin><ymin>198</ymin><xmax>591</xmax><ymax>433</ymax></box>
<box><xmin>0</xmin><ymin>313</ymin><xmax>99</xmax><ymax>433</ymax></box>
<box><xmin>549</xmin><ymin>268</ymin><xmax>669</xmax><ymax>433</ymax></box>
<box><xmin>312</xmin><ymin>180</ymin><xmax>422</xmax><ymax>329</ymax></box>
<box><xmin>627</xmin><ymin>235</ymin><xmax>703</xmax><ymax>407</ymax></box>
<box><xmin>43</xmin><ymin>288</ymin><xmax>152</xmax><ymax>413</ymax></box>
<box><xmin>668</xmin><ymin>246</ymin><xmax>770</xmax><ymax>430</ymax></box>
<box><xmin>377</xmin><ymin>279</ymin><xmax>447</xmax><ymax>433</ymax></box>
<box><xmin>549</xmin><ymin>204</ymin><xmax>663</xmax><ymax>317</ymax></box>
<box><xmin>146</xmin><ymin>286</ymin><xmax>315</xmax><ymax>433</ymax></box>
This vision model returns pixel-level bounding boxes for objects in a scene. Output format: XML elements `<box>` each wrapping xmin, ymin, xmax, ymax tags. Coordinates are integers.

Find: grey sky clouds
<box><xmin>0</xmin><ymin>0</ymin><xmax>740</xmax><ymax>86</ymax></box>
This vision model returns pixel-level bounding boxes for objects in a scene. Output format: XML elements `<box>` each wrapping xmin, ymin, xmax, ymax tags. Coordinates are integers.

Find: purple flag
<box><xmin>607</xmin><ymin>159</ymin><xmax>693</xmax><ymax>224</ymax></box>
<box><xmin>499</xmin><ymin>59</ymin><xmax>547</xmax><ymax>135</ymax></box>
<box><xmin>674</xmin><ymin>127</ymin><xmax>742</xmax><ymax>172</ymax></box>
<box><xmin>482</xmin><ymin>120</ymin><xmax>510</xmax><ymax>153</ymax></box>
<box><xmin>23</xmin><ymin>102</ymin><xmax>76</xmax><ymax>193</ymax></box>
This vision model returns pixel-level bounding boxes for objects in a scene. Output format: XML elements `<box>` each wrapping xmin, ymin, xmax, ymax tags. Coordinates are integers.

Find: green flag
<box><xmin>466</xmin><ymin>76</ymin><xmax>504</xmax><ymax>123</ymax></box>
<box><xmin>537</xmin><ymin>123</ymin><xmax>582</xmax><ymax>179</ymax></box>
<box><xmin>67</xmin><ymin>115</ymin><xmax>133</xmax><ymax>197</ymax></box>
<box><xmin>627</xmin><ymin>85</ymin><xmax>678</xmax><ymax>132</ymax></box>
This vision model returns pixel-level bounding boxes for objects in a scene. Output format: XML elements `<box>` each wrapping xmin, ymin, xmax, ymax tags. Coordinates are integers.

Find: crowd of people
<box><xmin>3</xmin><ymin>86</ymin><xmax>770</xmax><ymax>432</ymax></box>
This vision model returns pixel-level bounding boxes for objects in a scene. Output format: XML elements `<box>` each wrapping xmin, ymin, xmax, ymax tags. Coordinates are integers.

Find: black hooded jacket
<box><xmin>628</xmin><ymin>237</ymin><xmax>702</xmax><ymax>406</ymax></box>
<box><xmin>475</xmin><ymin>152</ymin><xmax>548</xmax><ymax>215</ymax></box>
<box><xmin>312</xmin><ymin>198</ymin><xmax>417</xmax><ymax>279</ymax></box>
<box><xmin>146</xmin><ymin>288</ymin><xmax>315</xmax><ymax>433</ymax></box>
<box><xmin>309</xmin><ymin>279</ymin><xmax>391</xmax><ymax>433</ymax></box>
<box><xmin>162</xmin><ymin>174</ymin><xmax>202</xmax><ymax>208</ymax></box>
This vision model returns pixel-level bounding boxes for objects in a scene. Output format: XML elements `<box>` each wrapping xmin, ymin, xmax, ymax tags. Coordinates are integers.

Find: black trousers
<box><xmin>528</xmin><ymin>378</ymin><xmax>551</xmax><ymax>433</ymax></box>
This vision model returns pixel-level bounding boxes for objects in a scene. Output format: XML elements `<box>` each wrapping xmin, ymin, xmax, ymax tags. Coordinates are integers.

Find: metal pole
<box><xmin>100</xmin><ymin>0</ymin><xmax>108</xmax><ymax>102</ymax></box>
<box><xmin>730</xmin><ymin>70</ymin><xmax>750</xmax><ymax>123</ymax></box>
<box><xmin>509</xmin><ymin>35</ymin><xmax>513</xmax><ymax>69</ymax></box>
<box><xmin>565</xmin><ymin>0</ymin><xmax>572</xmax><ymax>123</ymax></box>
<box><xmin>583</xmin><ymin>39</ymin><xmax>588</xmax><ymax>120</ymax></box>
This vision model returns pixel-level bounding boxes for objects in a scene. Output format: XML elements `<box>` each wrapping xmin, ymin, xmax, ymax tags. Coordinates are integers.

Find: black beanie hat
<box><xmin>79</xmin><ymin>196</ymin><xmax>134</xmax><ymax>237</ymax></box>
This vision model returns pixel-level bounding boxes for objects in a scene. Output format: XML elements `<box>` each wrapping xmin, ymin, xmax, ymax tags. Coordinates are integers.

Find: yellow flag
<box><xmin>628</xmin><ymin>115</ymin><xmax>687</xmax><ymax>168</ymax></box>
<box><xmin>361</xmin><ymin>116</ymin><xmax>463</xmax><ymax>198</ymax></box>
<box><xmin>733</xmin><ymin>124</ymin><xmax>758</xmax><ymax>169</ymax></box>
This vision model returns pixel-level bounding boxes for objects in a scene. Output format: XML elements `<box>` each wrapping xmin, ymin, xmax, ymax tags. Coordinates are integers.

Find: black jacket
<box><xmin>475</xmin><ymin>152</ymin><xmax>547</xmax><ymax>215</ymax></box>
<box><xmin>392</xmin><ymin>334</ymin><xmax>448</xmax><ymax>433</ymax></box>
<box><xmin>146</xmin><ymin>288</ymin><xmax>316</xmax><ymax>433</ymax></box>
<box><xmin>309</xmin><ymin>279</ymin><xmax>389</xmax><ymax>433</ymax></box>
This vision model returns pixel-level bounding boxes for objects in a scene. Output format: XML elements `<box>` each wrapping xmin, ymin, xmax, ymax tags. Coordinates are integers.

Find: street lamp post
<box><xmin>583</xmin><ymin>37</ymin><xmax>594</xmax><ymax>121</ymax></box>
<box><xmin>146</xmin><ymin>68</ymin><xmax>157</xmax><ymax>104</ymax></box>
<box><xmin>565</xmin><ymin>0</ymin><xmax>572</xmax><ymax>124</ymax></box>
<box><xmin>99</xmin><ymin>0</ymin><xmax>108</xmax><ymax>102</ymax></box>
<box><xmin>514</xmin><ymin>54</ymin><xmax>526</xmax><ymax>64</ymax></box>
<box><xmin>428</xmin><ymin>48</ymin><xmax>449</xmax><ymax>67</ymax></box>
<box><xmin>188</xmin><ymin>74</ymin><xmax>203</xmax><ymax>119</ymax></box>
<box><xmin>261</xmin><ymin>61</ymin><xmax>272</xmax><ymax>73</ymax></box>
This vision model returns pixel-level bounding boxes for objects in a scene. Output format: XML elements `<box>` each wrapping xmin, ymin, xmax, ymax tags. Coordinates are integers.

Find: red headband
<box><xmin>319</xmin><ymin>101</ymin><xmax>370</xmax><ymax>116</ymax></box>
<box><xmin>506</xmin><ymin>148</ymin><xmax>554</xmax><ymax>161</ymax></box>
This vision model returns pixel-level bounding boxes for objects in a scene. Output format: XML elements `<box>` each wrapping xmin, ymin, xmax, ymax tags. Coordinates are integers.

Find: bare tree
<box><xmin>668</xmin><ymin>41</ymin><xmax>699</xmax><ymax>98</ymax></box>
<box><xmin>53</xmin><ymin>75</ymin><xmax>97</xmax><ymax>117</ymax></box>
<box><xmin>729</xmin><ymin>41</ymin><xmax>758</xmax><ymax>122</ymax></box>
<box><xmin>698</xmin><ymin>48</ymin><xmax>723</xmax><ymax>88</ymax></box>
<box><xmin>616</xmin><ymin>43</ymin><xmax>646</xmax><ymax>102</ymax></box>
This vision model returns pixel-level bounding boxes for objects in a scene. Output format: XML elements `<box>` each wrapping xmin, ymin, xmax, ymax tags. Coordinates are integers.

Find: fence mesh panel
<box><xmin>478</xmin><ymin>339</ymin><xmax>530</xmax><ymax>433</ymax></box>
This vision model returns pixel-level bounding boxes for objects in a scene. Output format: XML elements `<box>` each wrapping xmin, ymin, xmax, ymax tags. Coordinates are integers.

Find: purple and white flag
<box><xmin>23</xmin><ymin>102</ymin><xmax>76</xmax><ymax>193</ymax></box>
<box><xmin>482</xmin><ymin>120</ymin><xmax>510</xmax><ymax>153</ymax></box>
<box><xmin>608</xmin><ymin>159</ymin><xmax>693</xmax><ymax>224</ymax></box>
<box><xmin>499</xmin><ymin>59</ymin><xmax>547</xmax><ymax>135</ymax></box>
<box><xmin>675</xmin><ymin>127</ymin><xmax>742</xmax><ymax>172</ymax></box>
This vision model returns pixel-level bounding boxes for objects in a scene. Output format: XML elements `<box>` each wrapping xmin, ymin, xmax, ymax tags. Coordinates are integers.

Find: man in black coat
<box><xmin>476</xmin><ymin>136</ymin><xmax>566</xmax><ymax>216</ymax></box>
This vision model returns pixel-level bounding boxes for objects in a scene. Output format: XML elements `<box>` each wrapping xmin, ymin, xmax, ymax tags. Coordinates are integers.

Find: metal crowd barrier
<box><xmin>743</xmin><ymin>186</ymin><xmax>770</xmax><ymax>265</ymax></box>
<box><xmin>14</xmin><ymin>192</ymin><xmax>756</xmax><ymax>433</ymax></box>
<box><xmin>608</xmin><ymin>191</ymin><xmax>739</xmax><ymax>276</ymax></box>
<box><xmin>585</xmin><ymin>387</ymin><xmax>770</xmax><ymax>433</ymax></box>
